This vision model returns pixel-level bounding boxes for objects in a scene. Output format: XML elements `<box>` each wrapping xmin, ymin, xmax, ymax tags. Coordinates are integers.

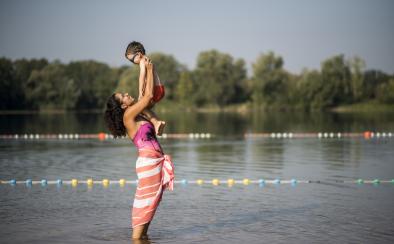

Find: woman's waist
<box><xmin>137</xmin><ymin>148</ymin><xmax>164</xmax><ymax>158</ymax></box>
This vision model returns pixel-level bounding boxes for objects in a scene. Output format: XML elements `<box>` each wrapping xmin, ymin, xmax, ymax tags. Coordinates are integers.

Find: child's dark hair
<box><xmin>104</xmin><ymin>94</ymin><xmax>126</xmax><ymax>138</ymax></box>
<box><xmin>125</xmin><ymin>41</ymin><xmax>146</xmax><ymax>58</ymax></box>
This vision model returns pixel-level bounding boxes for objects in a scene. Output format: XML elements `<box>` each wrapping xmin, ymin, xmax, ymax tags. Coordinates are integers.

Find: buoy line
<box><xmin>1</xmin><ymin>178</ymin><xmax>393</xmax><ymax>187</ymax></box>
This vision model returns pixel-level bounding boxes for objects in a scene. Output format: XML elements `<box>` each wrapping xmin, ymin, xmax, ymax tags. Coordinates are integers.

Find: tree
<box><xmin>319</xmin><ymin>54</ymin><xmax>352</xmax><ymax>108</ymax></box>
<box><xmin>348</xmin><ymin>56</ymin><xmax>365</xmax><ymax>102</ymax></box>
<box><xmin>0</xmin><ymin>58</ymin><xmax>24</xmax><ymax>109</ymax></box>
<box><xmin>175</xmin><ymin>71</ymin><xmax>195</xmax><ymax>105</ymax></box>
<box><xmin>65</xmin><ymin>60</ymin><xmax>117</xmax><ymax>109</ymax></box>
<box><xmin>376</xmin><ymin>78</ymin><xmax>394</xmax><ymax>104</ymax></box>
<box><xmin>250</xmin><ymin>51</ymin><xmax>288</xmax><ymax>106</ymax></box>
<box><xmin>193</xmin><ymin>50</ymin><xmax>247</xmax><ymax>106</ymax></box>
<box><xmin>296</xmin><ymin>69</ymin><xmax>324</xmax><ymax>110</ymax></box>
<box><xmin>115</xmin><ymin>66</ymin><xmax>140</xmax><ymax>97</ymax></box>
<box><xmin>25</xmin><ymin>62</ymin><xmax>78</xmax><ymax>109</ymax></box>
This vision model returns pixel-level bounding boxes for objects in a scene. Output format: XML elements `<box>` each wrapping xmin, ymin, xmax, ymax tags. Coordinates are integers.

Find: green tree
<box><xmin>115</xmin><ymin>66</ymin><xmax>140</xmax><ymax>97</ymax></box>
<box><xmin>319</xmin><ymin>54</ymin><xmax>352</xmax><ymax>108</ymax></box>
<box><xmin>25</xmin><ymin>62</ymin><xmax>78</xmax><ymax>109</ymax></box>
<box><xmin>0</xmin><ymin>58</ymin><xmax>25</xmax><ymax>109</ymax></box>
<box><xmin>376</xmin><ymin>78</ymin><xmax>394</xmax><ymax>104</ymax></box>
<box><xmin>175</xmin><ymin>71</ymin><xmax>195</xmax><ymax>105</ymax></box>
<box><xmin>250</xmin><ymin>51</ymin><xmax>288</xmax><ymax>106</ymax></box>
<box><xmin>348</xmin><ymin>56</ymin><xmax>365</xmax><ymax>102</ymax></box>
<box><xmin>363</xmin><ymin>70</ymin><xmax>390</xmax><ymax>100</ymax></box>
<box><xmin>193</xmin><ymin>50</ymin><xmax>247</xmax><ymax>106</ymax></box>
<box><xmin>65</xmin><ymin>60</ymin><xmax>117</xmax><ymax>109</ymax></box>
<box><xmin>296</xmin><ymin>69</ymin><xmax>324</xmax><ymax>110</ymax></box>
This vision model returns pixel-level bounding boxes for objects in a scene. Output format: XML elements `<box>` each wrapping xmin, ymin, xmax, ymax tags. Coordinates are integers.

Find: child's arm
<box><xmin>138</xmin><ymin>59</ymin><xmax>147</xmax><ymax>100</ymax></box>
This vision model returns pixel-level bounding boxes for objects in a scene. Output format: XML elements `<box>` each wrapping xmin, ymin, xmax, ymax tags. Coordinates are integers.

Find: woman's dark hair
<box><xmin>104</xmin><ymin>94</ymin><xmax>126</xmax><ymax>138</ymax></box>
<box><xmin>125</xmin><ymin>41</ymin><xmax>146</xmax><ymax>58</ymax></box>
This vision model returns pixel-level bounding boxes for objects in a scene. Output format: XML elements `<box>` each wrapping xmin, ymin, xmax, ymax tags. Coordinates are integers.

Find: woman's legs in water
<box><xmin>132</xmin><ymin>222</ymin><xmax>150</xmax><ymax>240</ymax></box>
<box><xmin>142</xmin><ymin>222</ymin><xmax>151</xmax><ymax>237</ymax></box>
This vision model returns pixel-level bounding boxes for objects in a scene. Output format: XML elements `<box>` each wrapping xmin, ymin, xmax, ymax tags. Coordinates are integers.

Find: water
<box><xmin>1</xmin><ymin>111</ymin><xmax>394</xmax><ymax>243</ymax></box>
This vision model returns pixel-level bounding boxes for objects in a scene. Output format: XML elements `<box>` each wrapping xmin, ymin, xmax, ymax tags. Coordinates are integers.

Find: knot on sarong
<box><xmin>162</xmin><ymin>154</ymin><xmax>175</xmax><ymax>191</ymax></box>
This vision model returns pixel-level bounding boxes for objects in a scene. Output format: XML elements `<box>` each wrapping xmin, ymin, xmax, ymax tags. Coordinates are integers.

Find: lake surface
<box><xmin>1</xmin><ymin>111</ymin><xmax>394</xmax><ymax>243</ymax></box>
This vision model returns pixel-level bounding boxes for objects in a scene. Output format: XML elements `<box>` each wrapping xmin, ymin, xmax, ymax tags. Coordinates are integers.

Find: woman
<box><xmin>104</xmin><ymin>58</ymin><xmax>174</xmax><ymax>240</ymax></box>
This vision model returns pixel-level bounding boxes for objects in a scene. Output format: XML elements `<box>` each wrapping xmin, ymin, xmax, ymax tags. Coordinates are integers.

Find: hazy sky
<box><xmin>1</xmin><ymin>0</ymin><xmax>393</xmax><ymax>74</ymax></box>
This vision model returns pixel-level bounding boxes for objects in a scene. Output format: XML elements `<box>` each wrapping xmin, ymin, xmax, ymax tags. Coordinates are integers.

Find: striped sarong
<box><xmin>132</xmin><ymin>150</ymin><xmax>175</xmax><ymax>228</ymax></box>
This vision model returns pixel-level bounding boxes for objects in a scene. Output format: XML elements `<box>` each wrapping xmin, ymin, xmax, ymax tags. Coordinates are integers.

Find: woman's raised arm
<box><xmin>123</xmin><ymin>58</ymin><xmax>154</xmax><ymax>122</ymax></box>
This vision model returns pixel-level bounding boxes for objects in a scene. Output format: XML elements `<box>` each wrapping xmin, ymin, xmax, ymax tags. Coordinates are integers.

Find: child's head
<box><xmin>125</xmin><ymin>41</ymin><xmax>146</xmax><ymax>64</ymax></box>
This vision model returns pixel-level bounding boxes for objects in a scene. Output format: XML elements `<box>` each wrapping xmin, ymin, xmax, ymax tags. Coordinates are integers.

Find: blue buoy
<box><xmin>181</xmin><ymin>179</ymin><xmax>188</xmax><ymax>185</ymax></box>
<box><xmin>291</xmin><ymin>178</ymin><xmax>297</xmax><ymax>186</ymax></box>
<box><xmin>26</xmin><ymin>179</ymin><xmax>32</xmax><ymax>186</ymax></box>
<box><xmin>56</xmin><ymin>179</ymin><xmax>63</xmax><ymax>185</ymax></box>
<box><xmin>274</xmin><ymin>178</ymin><xmax>281</xmax><ymax>184</ymax></box>
<box><xmin>41</xmin><ymin>179</ymin><xmax>47</xmax><ymax>186</ymax></box>
<box><xmin>9</xmin><ymin>179</ymin><xmax>16</xmax><ymax>185</ymax></box>
<box><xmin>258</xmin><ymin>179</ymin><xmax>265</xmax><ymax>187</ymax></box>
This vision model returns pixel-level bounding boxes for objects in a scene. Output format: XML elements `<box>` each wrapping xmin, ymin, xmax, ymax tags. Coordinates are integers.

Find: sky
<box><xmin>0</xmin><ymin>0</ymin><xmax>393</xmax><ymax>74</ymax></box>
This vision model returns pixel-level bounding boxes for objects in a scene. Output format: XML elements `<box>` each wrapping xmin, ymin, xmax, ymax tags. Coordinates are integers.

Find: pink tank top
<box><xmin>132</xmin><ymin>122</ymin><xmax>163</xmax><ymax>153</ymax></box>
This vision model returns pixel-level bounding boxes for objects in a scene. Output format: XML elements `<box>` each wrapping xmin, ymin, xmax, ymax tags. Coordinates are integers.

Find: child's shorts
<box><xmin>152</xmin><ymin>84</ymin><xmax>165</xmax><ymax>103</ymax></box>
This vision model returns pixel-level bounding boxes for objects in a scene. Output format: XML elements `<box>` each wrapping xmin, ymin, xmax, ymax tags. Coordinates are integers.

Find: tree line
<box><xmin>1</xmin><ymin>50</ymin><xmax>393</xmax><ymax>111</ymax></box>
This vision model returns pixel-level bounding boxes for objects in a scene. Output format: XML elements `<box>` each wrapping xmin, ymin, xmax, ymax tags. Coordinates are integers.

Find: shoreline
<box><xmin>1</xmin><ymin>101</ymin><xmax>393</xmax><ymax>115</ymax></box>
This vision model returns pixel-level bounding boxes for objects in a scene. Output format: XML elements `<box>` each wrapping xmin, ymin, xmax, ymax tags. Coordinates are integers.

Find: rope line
<box><xmin>0</xmin><ymin>131</ymin><xmax>392</xmax><ymax>140</ymax></box>
<box><xmin>1</xmin><ymin>178</ymin><xmax>393</xmax><ymax>187</ymax></box>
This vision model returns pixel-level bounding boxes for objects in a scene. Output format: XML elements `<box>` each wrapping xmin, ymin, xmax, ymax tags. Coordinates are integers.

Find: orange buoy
<box><xmin>364</xmin><ymin>131</ymin><xmax>371</xmax><ymax>139</ymax></box>
<box><xmin>98</xmin><ymin>132</ymin><xmax>106</xmax><ymax>141</ymax></box>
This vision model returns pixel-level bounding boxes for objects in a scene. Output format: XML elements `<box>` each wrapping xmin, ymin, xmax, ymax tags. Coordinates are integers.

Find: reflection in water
<box><xmin>1</xmin><ymin>110</ymin><xmax>394</xmax><ymax>135</ymax></box>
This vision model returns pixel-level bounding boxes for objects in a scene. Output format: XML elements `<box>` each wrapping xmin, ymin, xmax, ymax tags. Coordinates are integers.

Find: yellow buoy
<box><xmin>102</xmin><ymin>179</ymin><xmax>109</xmax><ymax>187</ymax></box>
<box><xmin>196</xmin><ymin>179</ymin><xmax>204</xmax><ymax>185</ymax></box>
<box><xmin>87</xmin><ymin>178</ymin><xmax>93</xmax><ymax>187</ymax></box>
<box><xmin>243</xmin><ymin>178</ymin><xmax>250</xmax><ymax>185</ymax></box>
<box><xmin>227</xmin><ymin>178</ymin><xmax>235</xmax><ymax>186</ymax></box>
<box><xmin>71</xmin><ymin>179</ymin><xmax>78</xmax><ymax>187</ymax></box>
<box><xmin>119</xmin><ymin>179</ymin><xmax>126</xmax><ymax>187</ymax></box>
<box><xmin>212</xmin><ymin>178</ymin><xmax>220</xmax><ymax>186</ymax></box>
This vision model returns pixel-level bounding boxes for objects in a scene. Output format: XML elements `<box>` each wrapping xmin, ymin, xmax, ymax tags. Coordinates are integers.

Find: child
<box><xmin>125</xmin><ymin>41</ymin><xmax>166</xmax><ymax>136</ymax></box>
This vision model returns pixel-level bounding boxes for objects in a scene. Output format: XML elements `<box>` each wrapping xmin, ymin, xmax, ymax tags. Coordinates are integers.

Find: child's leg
<box><xmin>140</xmin><ymin>109</ymin><xmax>166</xmax><ymax>136</ymax></box>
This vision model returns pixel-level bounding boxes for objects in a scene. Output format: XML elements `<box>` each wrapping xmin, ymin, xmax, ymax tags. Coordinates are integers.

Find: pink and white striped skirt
<box><xmin>132</xmin><ymin>150</ymin><xmax>175</xmax><ymax>228</ymax></box>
